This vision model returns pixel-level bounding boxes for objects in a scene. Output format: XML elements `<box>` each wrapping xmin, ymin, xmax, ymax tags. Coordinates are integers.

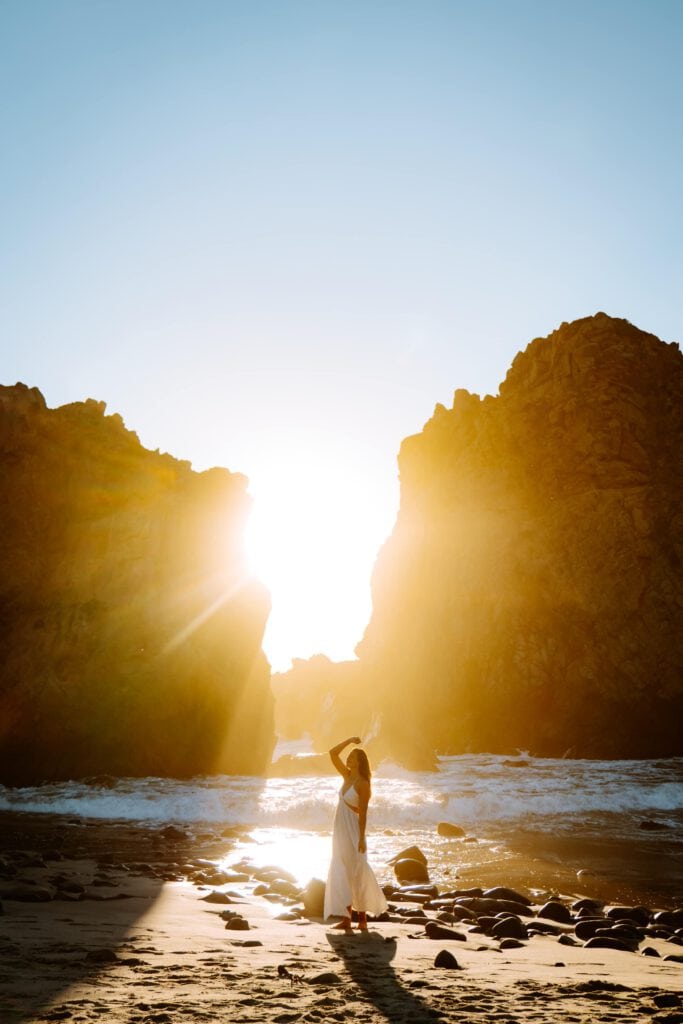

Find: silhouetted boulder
<box><xmin>0</xmin><ymin>384</ymin><xmax>274</xmax><ymax>783</ymax></box>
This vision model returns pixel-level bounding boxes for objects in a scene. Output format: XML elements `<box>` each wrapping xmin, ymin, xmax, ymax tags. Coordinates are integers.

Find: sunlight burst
<box><xmin>244</xmin><ymin>455</ymin><xmax>395</xmax><ymax>671</ymax></box>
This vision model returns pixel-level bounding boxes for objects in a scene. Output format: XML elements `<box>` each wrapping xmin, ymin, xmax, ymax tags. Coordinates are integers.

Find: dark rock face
<box><xmin>0</xmin><ymin>384</ymin><xmax>274</xmax><ymax>783</ymax></box>
<box><xmin>357</xmin><ymin>314</ymin><xmax>683</xmax><ymax>760</ymax></box>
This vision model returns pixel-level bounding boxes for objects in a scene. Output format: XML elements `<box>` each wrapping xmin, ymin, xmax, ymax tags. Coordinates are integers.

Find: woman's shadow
<box><xmin>327</xmin><ymin>930</ymin><xmax>439</xmax><ymax>1021</ymax></box>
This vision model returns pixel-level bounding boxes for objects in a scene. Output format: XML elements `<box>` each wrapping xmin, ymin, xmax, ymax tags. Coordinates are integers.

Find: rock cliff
<box><xmin>359</xmin><ymin>313</ymin><xmax>683</xmax><ymax>759</ymax></box>
<box><xmin>274</xmin><ymin>314</ymin><xmax>683</xmax><ymax>762</ymax></box>
<box><xmin>0</xmin><ymin>384</ymin><xmax>274</xmax><ymax>784</ymax></box>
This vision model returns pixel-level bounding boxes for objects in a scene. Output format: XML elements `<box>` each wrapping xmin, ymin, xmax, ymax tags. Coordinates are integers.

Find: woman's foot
<box><xmin>357</xmin><ymin>912</ymin><xmax>368</xmax><ymax>931</ymax></box>
<box><xmin>331</xmin><ymin>917</ymin><xmax>352</xmax><ymax>930</ymax></box>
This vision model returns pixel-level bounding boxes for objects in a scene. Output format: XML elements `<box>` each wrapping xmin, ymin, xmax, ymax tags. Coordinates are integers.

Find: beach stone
<box><xmin>655</xmin><ymin>910</ymin><xmax>683</xmax><ymax>928</ymax></box>
<box><xmin>434</xmin><ymin>949</ymin><xmax>460</xmax><ymax>969</ymax></box>
<box><xmin>499</xmin><ymin>938</ymin><xmax>525</xmax><ymax>949</ymax></box>
<box><xmin>302</xmin><ymin>878</ymin><xmax>325</xmax><ymax>917</ymax></box>
<box><xmin>663</xmin><ymin>954</ymin><xmax>683</xmax><ymax>963</ymax></box>
<box><xmin>538</xmin><ymin>901</ymin><xmax>572</xmax><ymax>924</ymax></box>
<box><xmin>449</xmin><ymin>887</ymin><xmax>483</xmax><ymax>898</ymax></box>
<box><xmin>263</xmin><ymin>865</ymin><xmax>298</xmax><ymax>884</ymax></box>
<box><xmin>389</xmin><ymin>845</ymin><xmax>428</xmax><ymax>866</ymax></box>
<box><xmin>642</xmin><ymin>946</ymin><xmax>661</xmax><ymax>957</ymax></box>
<box><xmin>397</xmin><ymin>883</ymin><xmax>439</xmax><ymax>896</ymax></box>
<box><xmin>476</xmin><ymin>915</ymin><xmax>498</xmax><ymax>933</ymax></box>
<box><xmin>654</xmin><ymin>996</ymin><xmax>681</xmax><ymax>1008</ymax></box>
<box><xmin>437</xmin><ymin>822</ymin><xmax>466</xmax><ymax>838</ymax></box>
<box><xmin>492</xmin><ymin>917</ymin><xmax>528</xmax><ymax>941</ymax></box>
<box><xmin>451</xmin><ymin>906</ymin><xmax>477</xmax><ymax>921</ymax></box>
<box><xmin>269</xmin><ymin>879</ymin><xmax>301</xmax><ymax>899</ymax></box>
<box><xmin>394</xmin><ymin>858</ymin><xmax>429</xmax><ymax>883</ymax></box>
<box><xmin>309</xmin><ymin>971</ymin><xmax>342</xmax><ymax>985</ymax></box>
<box><xmin>425</xmin><ymin>921</ymin><xmax>466</xmax><ymax>941</ymax></box>
<box><xmin>572</xmin><ymin>897</ymin><xmax>604</xmax><ymax>913</ymax></box>
<box><xmin>640</xmin><ymin>819</ymin><xmax>669</xmax><ymax>830</ymax></box>
<box><xmin>575</xmin><ymin>919</ymin><xmax>607</xmax><ymax>941</ymax></box>
<box><xmin>482</xmin><ymin>887</ymin><xmax>531</xmax><ymax>906</ymax></box>
<box><xmin>225</xmin><ymin>917</ymin><xmax>250</xmax><ymax>931</ymax></box>
<box><xmin>86</xmin><ymin>948</ymin><xmax>118</xmax><ymax>963</ymax></box>
<box><xmin>558</xmin><ymin>934</ymin><xmax>578</xmax><ymax>946</ymax></box>
<box><xmin>606</xmin><ymin>906</ymin><xmax>649</xmax><ymax>926</ymax></box>
<box><xmin>527</xmin><ymin>920</ymin><xmax>565</xmax><ymax>935</ymax></box>
<box><xmin>201</xmin><ymin>891</ymin><xmax>232</xmax><ymax>904</ymax></box>
<box><xmin>492</xmin><ymin>899</ymin><xmax>535</xmax><ymax>918</ymax></box>
<box><xmin>603</xmin><ymin>924</ymin><xmax>644</xmax><ymax>941</ymax></box>
<box><xmin>583</xmin><ymin>936</ymin><xmax>637</xmax><ymax>952</ymax></box>
<box><xmin>461</xmin><ymin>897</ymin><xmax>533</xmax><ymax>917</ymax></box>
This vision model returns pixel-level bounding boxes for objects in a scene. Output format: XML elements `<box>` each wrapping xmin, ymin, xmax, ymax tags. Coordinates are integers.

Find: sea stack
<box><xmin>0</xmin><ymin>385</ymin><xmax>274</xmax><ymax>783</ymax></box>
<box><xmin>358</xmin><ymin>313</ymin><xmax>683</xmax><ymax>759</ymax></box>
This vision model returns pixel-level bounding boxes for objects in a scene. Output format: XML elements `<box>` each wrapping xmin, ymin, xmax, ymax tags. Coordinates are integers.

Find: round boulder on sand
<box><xmin>394</xmin><ymin>858</ymin><xmax>429</xmax><ymax>884</ymax></box>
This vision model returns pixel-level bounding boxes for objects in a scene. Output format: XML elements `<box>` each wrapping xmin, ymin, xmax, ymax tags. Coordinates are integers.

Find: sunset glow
<box><xmin>245</xmin><ymin>452</ymin><xmax>395</xmax><ymax>671</ymax></box>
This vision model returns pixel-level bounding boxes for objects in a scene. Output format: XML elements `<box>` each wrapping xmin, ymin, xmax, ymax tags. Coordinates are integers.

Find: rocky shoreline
<box><xmin>0</xmin><ymin>811</ymin><xmax>682</xmax><ymax>1023</ymax></box>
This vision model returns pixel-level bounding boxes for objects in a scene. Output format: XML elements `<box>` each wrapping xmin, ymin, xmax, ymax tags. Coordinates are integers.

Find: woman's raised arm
<box><xmin>329</xmin><ymin>736</ymin><xmax>361</xmax><ymax>777</ymax></box>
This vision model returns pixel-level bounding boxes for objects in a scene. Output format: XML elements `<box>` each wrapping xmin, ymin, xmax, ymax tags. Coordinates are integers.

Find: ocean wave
<box><xmin>1</xmin><ymin>756</ymin><xmax>681</xmax><ymax>838</ymax></box>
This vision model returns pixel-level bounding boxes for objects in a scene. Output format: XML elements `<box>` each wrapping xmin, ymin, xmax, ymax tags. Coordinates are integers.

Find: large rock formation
<box><xmin>274</xmin><ymin>314</ymin><xmax>683</xmax><ymax>761</ymax></box>
<box><xmin>0</xmin><ymin>384</ymin><xmax>274</xmax><ymax>784</ymax></box>
<box><xmin>359</xmin><ymin>313</ymin><xmax>683</xmax><ymax>759</ymax></box>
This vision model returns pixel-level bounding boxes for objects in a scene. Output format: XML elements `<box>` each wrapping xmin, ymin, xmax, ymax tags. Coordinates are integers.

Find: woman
<box><xmin>324</xmin><ymin>735</ymin><xmax>388</xmax><ymax>930</ymax></box>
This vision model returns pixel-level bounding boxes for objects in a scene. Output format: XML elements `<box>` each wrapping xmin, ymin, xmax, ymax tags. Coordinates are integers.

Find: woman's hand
<box><xmin>358</xmin><ymin>837</ymin><xmax>366</xmax><ymax>853</ymax></box>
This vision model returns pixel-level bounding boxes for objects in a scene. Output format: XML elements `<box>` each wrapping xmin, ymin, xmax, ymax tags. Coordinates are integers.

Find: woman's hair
<box><xmin>353</xmin><ymin>747</ymin><xmax>371</xmax><ymax>783</ymax></box>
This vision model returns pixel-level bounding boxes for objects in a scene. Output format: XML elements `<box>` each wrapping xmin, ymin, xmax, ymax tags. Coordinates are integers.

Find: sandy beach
<box><xmin>1</xmin><ymin>812</ymin><xmax>681</xmax><ymax>1024</ymax></box>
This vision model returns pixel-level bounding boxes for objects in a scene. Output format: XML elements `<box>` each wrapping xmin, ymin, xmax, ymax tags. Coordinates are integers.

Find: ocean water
<box><xmin>1</xmin><ymin>755</ymin><xmax>682</xmax><ymax>897</ymax></box>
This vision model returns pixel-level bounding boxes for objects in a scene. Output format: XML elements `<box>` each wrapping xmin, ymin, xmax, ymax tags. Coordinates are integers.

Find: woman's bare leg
<box><xmin>357</xmin><ymin>911</ymin><xmax>368</xmax><ymax>931</ymax></box>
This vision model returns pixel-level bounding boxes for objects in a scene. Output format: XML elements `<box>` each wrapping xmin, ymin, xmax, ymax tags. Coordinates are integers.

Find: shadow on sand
<box><xmin>327</xmin><ymin>929</ymin><xmax>443</xmax><ymax>1022</ymax></box>
<box><xmin>0</xmin><ymin>812</ymin><xmax>197</xmax><ymax>1023</ymax></box>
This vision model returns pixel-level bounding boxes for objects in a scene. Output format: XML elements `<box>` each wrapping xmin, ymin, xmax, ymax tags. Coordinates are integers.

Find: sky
<box><xmin>1</xmin><ymin>0</ymin><xmax>681</xmax><ymax>670</ymax></box>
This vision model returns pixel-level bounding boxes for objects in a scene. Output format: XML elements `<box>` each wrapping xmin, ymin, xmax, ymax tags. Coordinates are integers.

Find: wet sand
<box><xmin>0</xmin><ymin>812</ymin><xmax>681</xmax><ymax>1024</ymax></box>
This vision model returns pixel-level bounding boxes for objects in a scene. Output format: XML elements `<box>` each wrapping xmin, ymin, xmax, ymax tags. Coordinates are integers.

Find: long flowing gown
<box><xmin>324</xmin><ymin>781</ymin><xmax>389</xmax><ymax>920</ymax></box>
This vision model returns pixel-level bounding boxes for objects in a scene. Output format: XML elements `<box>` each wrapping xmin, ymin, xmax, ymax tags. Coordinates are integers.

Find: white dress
<box><xmin>324</xmin><ymin>781</ymin><xmax>389</xmax><ymax>919</ymax></box>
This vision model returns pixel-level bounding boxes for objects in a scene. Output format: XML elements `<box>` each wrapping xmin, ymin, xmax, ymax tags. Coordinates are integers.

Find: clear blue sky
<box><xmin>2</xmin><ymin>0</ymin><xmax>681</xmax><ymax>668</ymax></box>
